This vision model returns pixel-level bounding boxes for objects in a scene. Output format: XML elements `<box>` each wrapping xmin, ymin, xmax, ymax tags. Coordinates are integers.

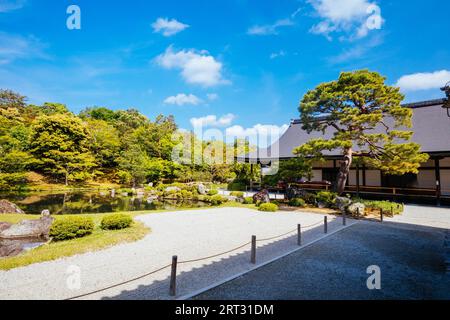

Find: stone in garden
<box><xmin>41</xmin><ymin>210</ymin><xmax>50</xmax><ymax>217</ymax></box>
<box><xmin>285</xmin><ymin>187</ymin><xmax>307</xmax><ymax>201</ymax></box>
<box><xmin>0</xmin><ymin>200</ymin><xmax>25</xmax><ymax>214</ymax></box>
<box><xmin>253</xmin><ymin>189</ymin><xmax>270</xmax><ymax>204</ymax></box>
<box><xmin>348</xmin><ymin>203</ymin><xmax>366</xmax><ymax>216</ymax></box>
<box><xmin>0</xmin><ymin>240</ymin><xmax>22</xmax><ymax>257</ymax></box>
<box><xmin>0</xmin><ymin>222</ymin><xmax>12</xmax><ymax>233</ymax></box>
<box><xmin>197</xmin><ymin>183</ymin><xmax>207</xmax><ymax>195</ymax></box>
<box><xmin>0</xmin><ymin>215</ymin><xmax>54</xmax><ymax>240</ymax></box>
<box><xmin>335</xmin><ymin>197</ymin><xmax>352</xmax><ymax>212</ymax></box>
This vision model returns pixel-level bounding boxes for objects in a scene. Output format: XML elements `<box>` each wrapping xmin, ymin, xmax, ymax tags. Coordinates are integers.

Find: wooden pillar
<box><xmin>362</xmin><ymin>165</ymin><xmax>367</xmax><ymax>187</ymax></box>
<box><xmin>435</xmin><ymin>158</ymin><xmax>442</xmax><ymax>206</ymax></box>
<box><xmin>356</xmin><ymin>164</ymin><xmax>360</xmax><ymax>198</ymax></box>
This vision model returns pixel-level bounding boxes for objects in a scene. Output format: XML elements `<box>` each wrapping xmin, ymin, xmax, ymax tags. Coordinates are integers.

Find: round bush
<box><xmin>230</xmin><ymin>191</ymin><xmax>244</xmax><ymax>198</ymax></box>
<box><xmin>210</xmin><ymin>194</ymin><xmax>228</xmax><ymax>205</ymax></box>
<box><xmin>207</xmin><ymin>189</ymin><xmax>219</xmax><ymax>196</ymax></box>
<box><xmin>289</xmin><ymin>198</ymin><xmax>306</xmax><ymax>208</ymax></box>
<box><xmin>101</xmin><ymin>214</ymin><xmax>133</xmax><ymax>230</ymax></box>
<box><xmin>243</xmin><ymin>197</ymin><xmax>254</xmax><ymax>204</ymax></box>
<box><xmin>49</xmin><ymin>217</ymin><xmax>95</xmax><ymax>241</ymax></box>
<box><xmin>258</xmin><ymin>203</ymin><xmax>279</xmax><ymax>212</ymax></box>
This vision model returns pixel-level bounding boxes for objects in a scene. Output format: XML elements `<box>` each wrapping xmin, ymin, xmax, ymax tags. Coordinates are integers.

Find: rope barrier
<box><xmin>65</xmin><ymin>218</ymin><xmax>326</xmax><ymax>300</ymax></box>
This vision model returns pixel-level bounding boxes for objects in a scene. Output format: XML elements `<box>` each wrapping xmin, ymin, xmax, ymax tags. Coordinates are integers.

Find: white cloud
<box><xmin>308</xmin><ymin>0</ymin><xmax>384</xmax><ymax>40</ymax></box>
<box><xmin>206</xmin><ymin>93</ymin><xmax>219</xmax><ymax>101</ymax></box>
<box><xmin>247</xmin><ymin>18</ymin><xmax>294</xmax><ymax>36</ymax></box>
<box><xmin>0</xmin><ymin>32</ymin><xmax>48</xmax><ymax>64</ymax></box>
<box><xmin>0</xmin><ymin>0</ymin><xmax>25</xmax><ymax>12</ymax></box>
<box><xmin>395</xmin><ymin>70</ymin><xmax>450</xmax><ymax>92</ymax></box>
<box><xmin>190</xmin><ymin>114</ymin><xmax>236</xmax><ymax>128</ymax></box>
<box><xmin>152</xmin><ymin>18</ymin><xmax>189</xmax><ymax>37</ymax></box>
<box><xmin>226</xmin><ymin>124</ymin><xmax>289</xmax><ymax>148</ymax></box>
<box><xmin>156</xmin><ymin>46</ymin><xmax>229</xmax><ymax>87</ymax></box>
<box><xmin>270</xmin><ymin>50</ymin><xmax>286</xmax><ymax>59</ymax></box>
<box><xmin>164</xmin><ymin>93</ymin><xmax>202</xmax><ymax>106</ymax></box>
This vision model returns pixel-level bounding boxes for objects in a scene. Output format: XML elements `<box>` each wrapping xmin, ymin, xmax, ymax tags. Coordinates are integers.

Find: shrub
<box><xmin>207</xmin><ymin>189</ymin><xmax>219</xmax><ymax>196</ymax></box>
<box><xmin>101</xmin><ymin>214</ymin><xmax>133</xmax><ymax>230</ymax></box>
<box><xmin>230</xmin><ymin>191</ymin><xmax>244</xmax><ymax>198</ymax></box>
<box><xmin>243</xmin><ymin>197</ymin><xmax>254</xmax><ymax>204</ymax></box>
<box><xmin>210</xmin><ymin>195</ymin><xmax>228</xmax><ymax>205</ymax></box>
<box><xmin>50</xmin><ymin>217</ymin><xmax>95</xmax><ymax>241</ymax></box>
<box><xmin>258</xmin><ymin>203</ymin><xmax>279</xmax><ymax>212</ymax></box>
<box><xmin>360</xmin><ymin>200</ymin><xmax>404</xmax><ymax>215</ymax></box>
<box><xmin>289</xmin><ymin>198</ymin><xmax>306</xmax><ymax>208</ymax></box>
<box><xmin>227</xmin><ymin>181</ymin><xmax>247</xmax><ymax>191</ymax></box>
<box><xmin>316</xmin><ymin>191</ymin><xmax>337</xmax><ymax>208</ymax></box>
<box><xmin>303</xmin><ymin>193</ymin><xmax>317</xmax><ymax>205</ymax></box>
<box><xmin>181</xmin><ymin>190</ymin><xmax>193</xmax><ymax>199</ymax></box>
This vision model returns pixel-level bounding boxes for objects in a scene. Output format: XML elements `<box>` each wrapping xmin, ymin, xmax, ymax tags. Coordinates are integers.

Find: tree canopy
<box><xmin>294</xmin><ymin>70</ymin><xmax>429</xmax><ymax>194</ymax></box>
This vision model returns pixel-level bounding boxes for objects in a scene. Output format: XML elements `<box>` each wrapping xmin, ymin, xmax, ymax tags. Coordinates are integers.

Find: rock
<box><xmin>0</xmin><ymin>215</ymin><xmax>54</xmax><ymax>240</ymax></box>
<box><xmin>0</xmin><ymin>200</ymin><xmax>25</xmax><ymax>214</ymax></box>
<box><xmin>0</xmin><ymin>240</ymin><xmax>22</xmax><ymax>257</ymax></box>
<box><xmin>41</xmin><ymin>210</ymin><xmax>50</xmax><ymax>217</ymax></box>
<box><xmin>165</xmin><ymin>186</ymin><xmax>181</xmax><ymax>193</ymax></box>
<box><xmin>197</xmin><ymin>183</ymin><xmax>207</xmax><ymax>195</ymax></box>
<box><xmin>285</xmin><ymin>187</ymin><xmax>307</xmax><ymax>201</ymax></box>
<box><xmin>335</xmin><ymin>197</ymin><xmax>352</xmax><ymax>212</ymax></box>
<box><xmin>253</xmin><ymin>189</ymin><xmax>270</xmax><ymax>204</ymax></box>
<box><xmin>0</xmin><ymin>222</ymin><xmax>12</xmax><ymax>233</ymax></box>
<box><xmin>348</xmin><ymin>203</ymin><xmax>366</xmax><ymax>217</ymax></box>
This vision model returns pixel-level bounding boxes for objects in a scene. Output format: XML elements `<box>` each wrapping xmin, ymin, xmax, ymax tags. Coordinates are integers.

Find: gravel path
<box><xmin>0</xmin><ymin>207</ymin><xmax>352</xmax><ymax>300</ymax></box>
<box><xmin>195</xmin><ymin>207</ymin><xmax>450</xmax><ymax>300</ymax></box>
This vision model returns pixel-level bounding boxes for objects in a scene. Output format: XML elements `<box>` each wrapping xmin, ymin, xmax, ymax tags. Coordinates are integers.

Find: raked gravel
<box><xmin>0</xmin><ymin>207</ymin><xmax>354</xmax><ymax>300</ymax></box>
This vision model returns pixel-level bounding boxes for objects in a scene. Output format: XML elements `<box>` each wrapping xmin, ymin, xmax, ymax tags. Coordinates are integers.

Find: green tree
<box><xmin>30</xmin><ymin>114</ymin><xmax>96</xmax><ymax>185</ymax></box>
<box><xmin>295</xmin><ymin>70</ymin><xmax>429</xmax><ymax>194</ymax></box>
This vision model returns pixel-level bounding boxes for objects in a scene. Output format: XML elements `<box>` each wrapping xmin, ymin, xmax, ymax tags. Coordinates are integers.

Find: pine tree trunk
<box><xmin>336</xmin><ymin>147</ymin><xmax>353</xmax><ymax>195</ymax></box>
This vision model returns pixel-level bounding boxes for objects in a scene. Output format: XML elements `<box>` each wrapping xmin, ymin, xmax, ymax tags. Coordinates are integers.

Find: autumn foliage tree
<box><xmin>294</xmin><ymin>70</ymin><xmax>429</xmax><ymax>195</ymax></box>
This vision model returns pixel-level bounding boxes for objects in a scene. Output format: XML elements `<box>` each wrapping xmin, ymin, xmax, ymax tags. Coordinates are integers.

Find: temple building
<box><xmin>240</xmin><ymin>98</ymin><xmax>450</xmax><ymax>205</ymax></box>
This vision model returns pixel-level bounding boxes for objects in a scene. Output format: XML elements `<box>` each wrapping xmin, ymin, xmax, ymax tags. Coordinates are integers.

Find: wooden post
<box><xmin>169</xmin><ymin>256</ymin><xmax>178</xmax><ymax>297</ymax></box>
<box><xmin>380</xmin><ymin>209</ymin><xmax>384</xmax><ymax>223</ymax></box>
<box><xmin>343</xmin><ymin>210</ymin><xmax>347</xmax><ymax>226</ymax></box>
<box><xmin>297</xmin><ymin>224</ymin><xmax>302</xmax><ymax>246</ymax></box>
<box><xmin>324</xmin><ymin>216</ymin><xmax>328</xmax><ymax>234</ymax></box>
<box><xmin>356</xmin><ymin>164</ymin><xmax>360</xmax><ymax>198</ymax></box>
<box><xmin>251</xmin><ymin>235</ymin><xmax>256</xmax><ymax>264</ymax></box>
<box><xmin>435</xmin><ymin>158</ymin><xmax>442</xmax><ymax>207</ymax></box>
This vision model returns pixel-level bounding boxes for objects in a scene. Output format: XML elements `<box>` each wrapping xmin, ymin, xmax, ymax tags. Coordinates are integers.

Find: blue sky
<box><xmin>1</xmin><ymin>0</ymin><xmax>450</xmax><ymax>140</ymax></box>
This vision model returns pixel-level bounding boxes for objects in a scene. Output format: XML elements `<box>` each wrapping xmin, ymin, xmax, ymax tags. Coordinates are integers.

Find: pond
<box><xmin>0</xmin><ymin>191</ymin><xmax>212</xmax><ymax>215</ymax></box>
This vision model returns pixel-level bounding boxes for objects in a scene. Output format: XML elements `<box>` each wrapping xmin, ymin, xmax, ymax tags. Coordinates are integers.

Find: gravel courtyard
<box><xmin>0</xmin><ymin>207</ymin><xmax>351</xmax><ymax>300</ymax></box>
<box><xmin>194</xmin><ymin>205</ymin><xmax>450</xmax><ymax>300</ymax></box>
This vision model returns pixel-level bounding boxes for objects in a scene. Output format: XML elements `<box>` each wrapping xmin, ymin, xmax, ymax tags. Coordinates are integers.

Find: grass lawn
<box><xmin>0</xmin><ymin>202</ymin><xmax>258</xmax><ymax>271</ymax></box>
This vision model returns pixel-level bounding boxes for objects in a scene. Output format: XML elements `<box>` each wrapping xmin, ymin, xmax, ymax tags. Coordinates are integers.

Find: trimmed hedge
<box><xmin>230</xmin><ymin>191</ymin><xmax>244</xmax><ymax>198</ymax></box>
<box><xmin>243</xmin><ymin>197</ymin><xmax>254</xmax><ymax>204</ymax></box>
<box><xmin>210</xmin><ymin>195</ymin><xmax>228</xmax><ymax>205</ymax></box>
<box><xmin>49</xmin><ymin>217</ymin><xmax>95</xmax><ymax>241</ymax></box>
<box><xmin>289</xmin><ymin>198</ymin><xmax>306</xmax><ymax>208</ymax></box>
<box><xmin>258</xmin><ymin>203</ymin><xmax>279</xmax><ymax>212</ymax></box>
<box><xmin>316</xmin><ymin>191</ymin><xmax>337</xmax><ymax>208</ymax></box>
<box><xmin>207</xmin><ymin>189</ymin><xmax>219</xmax><ymax>196</ymax></box>
<box><xmin>101</xmin><ymin>214</ymin><xmax>133</xmax><ymax>230</ymax></box>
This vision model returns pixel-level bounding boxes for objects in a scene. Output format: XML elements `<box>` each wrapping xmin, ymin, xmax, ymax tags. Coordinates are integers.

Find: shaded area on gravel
<box><xmin>194</xmin><ymin>221</ymin><xmax>450</xmax><ymax>300</ymax></box>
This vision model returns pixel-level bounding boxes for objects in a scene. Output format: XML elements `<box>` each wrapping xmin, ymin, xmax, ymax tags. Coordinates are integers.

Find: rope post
<box><xmin>391</xmin><ymin>206</ymin><xmax>394</xmax><ymax>217</ymax></box>
<box><xmin>343</xmin><ymin>210</ymin><xmax>347</xmax><ymax>226</ymax></box>
<box><xmin>357</xmin><ymin>207</ymin><xmax>360</xmax><ymax>220</ymax></box>
<box><xmin>251</xmin><ymin>235</ymin><xmax>257</xmax><ymax>264</ymax></box>
<box><xmin>380</xmin><ymin>209</ymin><xmax>384</xmax><ymax>223</ymax></box>
<box><xmin>169</xmin><ymin>256</ymin><xmax>178</xmax><ymax>297</ymax></box>
<box><xmin>297</xmin><ymin>224</ymin><xmax>302</xmax><ymax>246</ymax></box>
<box><xmin>324</xmin><ymin>216</ymin><xmax>328</xmax><ymax>234</ymax></box>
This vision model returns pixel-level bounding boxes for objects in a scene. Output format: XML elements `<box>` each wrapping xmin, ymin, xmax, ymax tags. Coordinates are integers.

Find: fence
<box><xmin>66</xmin><ymin>211</ymin><xmax>394</xmax><ymax>300</ymax></box>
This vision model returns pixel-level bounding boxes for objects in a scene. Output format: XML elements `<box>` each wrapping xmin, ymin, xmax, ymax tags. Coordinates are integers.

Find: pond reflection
<box><xmin>0</xmin><ymin>192</ymin><xmax>211</xmax><ymax>215</ymax></box>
